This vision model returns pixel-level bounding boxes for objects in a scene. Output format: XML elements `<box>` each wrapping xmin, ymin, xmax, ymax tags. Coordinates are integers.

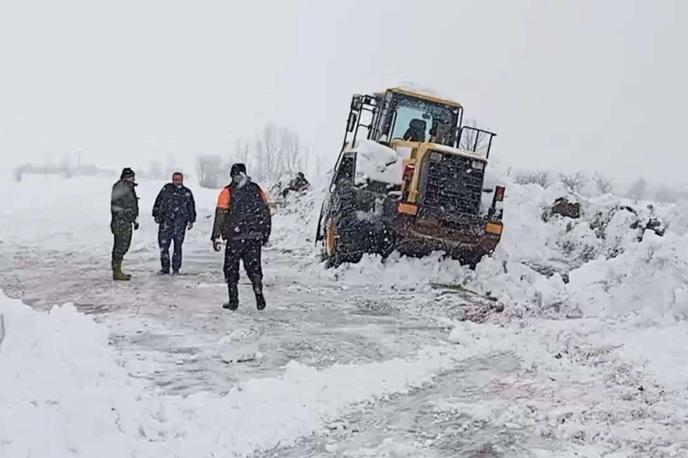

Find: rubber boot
<box><xmin>112</xmin><ymin>260</ymin><xmax>130</xmax><ymax>281</ymax></box>
<box><xmin>252</xmin><ymin>277</ymin><xmax>266</xmax><ymax>311</ymax></box>
<box><xmin>222</xmin><ymin>283</ymin><xmax>239</xmax><ymax>310</ymax></box>
<box><xmin>120</xmin><ymin>261</ymin><xmax>132</xmax><ymax>280</ymax></box>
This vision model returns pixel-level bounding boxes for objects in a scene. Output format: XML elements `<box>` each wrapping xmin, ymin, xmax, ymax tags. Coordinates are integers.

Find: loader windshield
<box><xmin>384</xmin><ymin>94</ymin><xmax>458</xmax><ymax>146</ymax></box>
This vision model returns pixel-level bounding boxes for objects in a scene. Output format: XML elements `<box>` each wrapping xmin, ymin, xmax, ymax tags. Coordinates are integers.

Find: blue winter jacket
<box><xmin>152</xmin><ymin>183</ymin><xmax>197</xmax><ymax>225</ymax></box>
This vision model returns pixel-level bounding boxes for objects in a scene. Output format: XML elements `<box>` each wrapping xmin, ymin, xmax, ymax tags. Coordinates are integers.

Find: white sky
<box><xmin>0</xmin><ymin>0</ymin><xmax>686</xmax><ymax>185</ymax></box>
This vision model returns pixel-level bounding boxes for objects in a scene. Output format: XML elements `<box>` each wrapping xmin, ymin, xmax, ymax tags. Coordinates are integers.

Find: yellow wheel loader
<box><xmin>316</xmin><ymin>87</ymin><xmax>505</xmax><ymax>268</ymax></box>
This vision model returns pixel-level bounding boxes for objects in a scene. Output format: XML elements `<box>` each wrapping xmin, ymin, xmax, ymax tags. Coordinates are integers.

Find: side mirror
<box><xmin>346</xmin><ymin>112</ymin><xmax>358</xmax><ymax>132</ymax></box>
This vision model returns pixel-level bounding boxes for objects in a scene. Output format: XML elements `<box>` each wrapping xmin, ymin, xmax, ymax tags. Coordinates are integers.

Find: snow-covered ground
<box><xmin>1</xmin><ymin>172</ymin><xmax>688</xmax><ymax>457</ymax></box>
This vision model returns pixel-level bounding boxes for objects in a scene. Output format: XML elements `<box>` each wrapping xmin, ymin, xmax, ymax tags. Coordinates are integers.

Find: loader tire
<box><xmin>374</xmin><ymin>225</ymin><xmax>396</xmax><ymax>260</ymax></box>
<box><xmin>323</xmin><ymin>217</ymin><xmax>363</xmax><ymax>268</ymax></box>
<box><xmin>322</xmin><ymin>184</ymin><xmax>364</xmax><ymax>268</ymax></box>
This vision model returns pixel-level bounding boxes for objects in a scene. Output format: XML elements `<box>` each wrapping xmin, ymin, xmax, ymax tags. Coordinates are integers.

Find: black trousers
<box><xmin>223</xmin><ymin>239</ymin><xmax>263</xmax><ymax>285</ymax></box>
<box><xmin>159</xmin><ymin>221</ymin><xmax>187</xmax><ymax>271</ymax></box>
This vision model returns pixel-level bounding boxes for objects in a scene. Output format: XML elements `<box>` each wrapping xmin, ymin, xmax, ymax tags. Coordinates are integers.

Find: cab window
<box><xmin>386</xmin><ymin>96</ymin><xmax>457</xmax><ymax>146</ymax></box>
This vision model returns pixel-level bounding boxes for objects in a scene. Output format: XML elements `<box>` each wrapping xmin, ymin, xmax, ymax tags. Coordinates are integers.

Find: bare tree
<box><xmin>514</xmin><ymin>170</ymin><xmax>551</xmax><ymax>188</ymax></box>
<box><xmin>592</xmin><ymin>173</ymin><xmax>613</xmax><ymax>194</ymax></box>
<box><xmin>234</xmin><ymin>139</ymin><xmax>250</xmax><ymax>167</ymax></box>
<box><xmin>255</xmin><ymin>124</ymin><xmax>285</xmax><ymax>182</ymax></box>
<box><xmin>253</xmin><ymin>124</ymin><xmax>309</xmax><ymax>182</ymax></box>
<box><xmin>560</xmin><ymin>171</ymin><xmax>587</xmax><ymax>194</ymax></box>
<box><xmin>282</xmin><ymin>131</ymin><xmax>304</xmax><ymax>174</ymax></box>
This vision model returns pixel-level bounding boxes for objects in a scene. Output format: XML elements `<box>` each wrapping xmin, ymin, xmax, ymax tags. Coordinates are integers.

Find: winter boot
<box><xmin>222</xmin><ymin>283</ymin><xmax>239</xmax><ymax>310</ymax></box>
<box><xmin>112</xmin><ymin>261</ymin><xmax>130</xmax><ymax>281</ymax></box>
<box><xmin>252</xmin><ymin>277</ymin><xmax>266</xmax><ymax>311</ymax></box>
<box><xmin>120</xmin><ymin>261</ymin><xmax>132</xmax><ymax>280</ymax></box>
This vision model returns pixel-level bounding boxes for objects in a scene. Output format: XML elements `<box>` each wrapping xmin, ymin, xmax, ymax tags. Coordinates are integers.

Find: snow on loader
<box><xmin>315</xmin><ymin>87</ymin><xmax>506</xmax><ymax>268</ymax></box>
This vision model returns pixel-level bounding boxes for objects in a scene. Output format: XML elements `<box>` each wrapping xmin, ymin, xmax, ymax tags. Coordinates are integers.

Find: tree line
<box><xmin>196</xmin><ymin>125</ymin><xmax>323</xmax><ymax>188</ymax></box>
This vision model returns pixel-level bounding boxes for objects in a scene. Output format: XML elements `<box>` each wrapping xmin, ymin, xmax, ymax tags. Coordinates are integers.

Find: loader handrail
<box><xmin>458</xmin><ymin>126</ymin><xmax>497</xmax><ymax>158</ymax></box>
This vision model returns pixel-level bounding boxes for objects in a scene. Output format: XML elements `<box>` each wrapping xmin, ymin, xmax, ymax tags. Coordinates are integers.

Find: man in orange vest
<box><xmin>212</xmin><ymin>164</ymin><xmax>271</xmax><ymax>310</ymax></box>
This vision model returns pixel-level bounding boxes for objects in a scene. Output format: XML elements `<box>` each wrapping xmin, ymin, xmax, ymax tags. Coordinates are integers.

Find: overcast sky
<box><xmin>1</xmin><ymin>0</ymin><xmax>686</xmax><ymax>185</ymax></box>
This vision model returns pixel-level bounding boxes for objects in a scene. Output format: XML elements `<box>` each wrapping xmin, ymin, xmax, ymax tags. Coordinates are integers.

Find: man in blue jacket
<box><xmin>153</xmin><ymin>172</ymin><xmax>196</xmax><ymax>274</ymax></box>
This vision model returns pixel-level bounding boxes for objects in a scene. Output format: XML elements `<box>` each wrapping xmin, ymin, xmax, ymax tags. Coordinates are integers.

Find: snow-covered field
<box><xmin>1</xmin><ymin>172</ymin><xmax>688</xmax><ymax>457</ymax></box>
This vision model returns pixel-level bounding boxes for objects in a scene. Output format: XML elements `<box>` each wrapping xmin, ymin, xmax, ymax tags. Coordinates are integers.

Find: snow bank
<box><xmin>474</xmin><ymin>180</ymin><xmax>688</xmax><ymax>321</ymax></box>
<box><xmin>0</xmin><ymin>289</ymin><xmax>470</xmax><ymax>457</ymax></box>
<box><xmin>0</xmin><ymin>290</ymin><xmax>151</xmax><ymax>457</ymax></box>
<box><xmin>268</xmin><ymin>182</ymin><xmax>323</xmax><ymax>255</ymax></box>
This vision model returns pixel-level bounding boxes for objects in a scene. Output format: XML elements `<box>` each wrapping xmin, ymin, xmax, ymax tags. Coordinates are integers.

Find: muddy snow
<box><xmin>1</xmin><ymin>174</ymin><xmax>688</xmax><ymax>457</ymax></box>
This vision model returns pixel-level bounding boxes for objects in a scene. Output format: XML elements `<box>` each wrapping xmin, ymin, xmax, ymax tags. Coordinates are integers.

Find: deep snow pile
<box><xmin>473</xmin><ymin>179</ymin><xmax>688</xmax><ymax>320</ymax></box>
<box><xmin>0</xmin><ymin>291</ymin><xmax>152</xmax><ymax>457</ymax></box>
<box><xmin>268</xmin><ymin>182</ymin><xmax>324</xmax><ymax>256</ymax></box>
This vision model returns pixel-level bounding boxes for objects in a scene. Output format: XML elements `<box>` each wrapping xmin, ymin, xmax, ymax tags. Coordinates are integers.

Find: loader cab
<box><xmin>339</xmin><ymin>88</ymin><xmax>464</xmax><ymax>151</ymax></box>
<box><xmin>334</xmin><ymin>87</ymin><xmax>498</xmax><ymax>196</ymax></box>
<box><xmin>340</xmin><ymin>88</ymin><xmax>498</xmax><ymax>155</ymax></box>
<box><xmin>375</xmin><ymin>89</ymin><xmax>462</xmax><ymax>148</ymax></box>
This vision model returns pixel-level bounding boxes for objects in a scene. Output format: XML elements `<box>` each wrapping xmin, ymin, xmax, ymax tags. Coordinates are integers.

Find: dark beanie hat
<box><xmin>121</xmin><ymin>167</ymin><xmax>135</xmax><ymax>179</ymax></box>
<box><xmin>230</xmin><ymin>163</ymin><xmax>247</xmax><ymax>178</ymax></box>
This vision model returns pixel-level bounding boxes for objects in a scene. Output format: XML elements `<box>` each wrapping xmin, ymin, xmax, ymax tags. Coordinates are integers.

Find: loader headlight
<box><xmin>486</xmin><ymin>222</ymin><xmax>503</xmax><ymax>235</ymax></box>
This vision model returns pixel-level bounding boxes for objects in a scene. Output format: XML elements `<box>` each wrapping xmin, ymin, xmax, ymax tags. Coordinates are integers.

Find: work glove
<box><xmin>133</xmin><ymin>221</ymin><xmax>140</xmax><ymax>231</ymax></box>
<box><xmin>212</xmin><ymin>239</ymin><xmax>222</xmax><ymax>252</ymax></box>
